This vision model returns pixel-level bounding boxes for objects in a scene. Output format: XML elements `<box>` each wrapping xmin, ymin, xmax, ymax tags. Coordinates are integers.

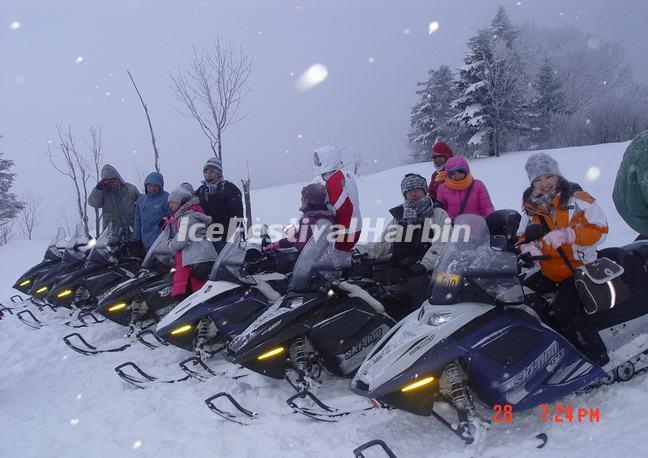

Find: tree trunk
<box><xmin>241</xmin><ymin>178</ymin><xmax>252</xmax><ymax>231</ymax></box>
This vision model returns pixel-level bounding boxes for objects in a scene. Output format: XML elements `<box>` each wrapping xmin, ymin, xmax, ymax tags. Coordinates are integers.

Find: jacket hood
<box><xmin>314</xmin><ymin>145</ymin><xmax>344</xmax><ymax>174</ymax></box>
<box><xmin>445</xmin><ymin>156</ymin><xmax>470</xmax><ymax>174</ymax></box>
<box><xmin>144</xmin><ymin>172</ymin><xmax>164</xmax><ymax>194</ymax></box>
<box><xmin>100</xmin><ymin>164</ymin><xmax>124</xmax><ymax>182</ymax></box>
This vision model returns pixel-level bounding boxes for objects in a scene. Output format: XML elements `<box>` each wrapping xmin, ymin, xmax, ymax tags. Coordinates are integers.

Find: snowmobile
<box><xmin>351</xmin><ymin>213</ymin><xmax>648</xmax><ymax>444</ymax></box>
<box><xmin>26</xmin><ymin>224</ymin><xmax>92</xmax><ymax>302</ymax></box>
<box><xmin>153</xmin><ymin>228</ymin><xmax>295</xmax><ymax>366</ymax></box>
<box><xmin>217</xmin><ymin>221</ymin><xmax>395</xmax><ymax>422</ymax></box>
<box><xmin>12</xmin><ymin>227</ymin><xmax>67</xmax><ymax>296</ymax></box>
<box><xmin>95</xmin><ymin>225</ymin><xmax>177</xmax><ymax>338</ymax></box>
<box><xmin>46</xmin><ymin>223</ymin><xmax>142</xmax><ymax>313</ymax></box>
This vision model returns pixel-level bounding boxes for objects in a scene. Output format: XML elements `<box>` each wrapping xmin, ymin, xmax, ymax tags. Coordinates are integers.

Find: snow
<box><xmin>1</xmin><ymin>141</ymin><xmax>645</xmax><ymax>457</ymax></box>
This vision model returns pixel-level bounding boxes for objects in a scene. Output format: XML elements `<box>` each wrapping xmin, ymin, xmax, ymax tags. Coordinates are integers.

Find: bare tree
<box><xmin>19</xmin><ymin>192</ymin><xmax>43</xmax><ymax>240</ymax></box>
<box><xmin>128</xmin><ymin>70</ymin><xmax>161</xmax><ymax>172</ymax></box>
<box><xmin>46</xmin><ymin>125</ymin><xmax>91</xmax><ymax>237</ymax></box>
<box><xmin>170</xmin><ymin>36</ymin><xmax>252</xmax><ymax>162</ymax></box>
<box><xmin>85</xmin><ymin>126</ymin><xmax>104</xmax><ymax>237</ymax></box>
<box><xmin>241</xmin><ymin>162</ymin><xmax>252</xmax><ymax>230</ymax></box>
<box><xmin>352</xmin><ymin>153</ymin><xmax>363</xmax><ymax>175</ymax></box>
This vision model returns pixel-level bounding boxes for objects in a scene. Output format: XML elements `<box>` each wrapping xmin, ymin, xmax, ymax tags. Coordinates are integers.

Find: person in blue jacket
<box><xmin>133</xmin><ymin>172</ymin><xmax>170</xmax><ymax>251</ymax></box>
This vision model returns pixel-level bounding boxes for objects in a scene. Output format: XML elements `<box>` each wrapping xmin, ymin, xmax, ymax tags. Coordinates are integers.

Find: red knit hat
<box><xmin>431</xmin><ymin>141</ymin><xmax>453</xmax><ymax>159</ymax></box>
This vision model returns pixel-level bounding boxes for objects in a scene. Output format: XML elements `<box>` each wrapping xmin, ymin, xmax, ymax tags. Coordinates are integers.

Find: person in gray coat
<box><xmin>88</xmin><ymin>164</ymin><xmax>140</xmax><ymax>236</ymax></box>
<box><xmin>167</xmin><ymin>185</ymin><xmax>218</xmax><ymax>298</ymax></box>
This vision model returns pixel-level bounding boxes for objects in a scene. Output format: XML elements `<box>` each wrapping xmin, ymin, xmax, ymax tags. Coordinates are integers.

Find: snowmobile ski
<box><xmin>63</xmin><ymin>311</ymin><xmax>106</xmax><ymax>329</ymax></box>
<box><xmin>204</xmin><ymin>392</ymin><xmax>258</xmax><ymax>425</ymax></box>
<box><xmin>179</xmin><ymin>356</ymin><xmax>248</xmax><ymax>382</ymax></box>
<box><xmin>62</xmin><ymin>332</ymin><xmax>131</xmax><ymax>356</ymax></box>
<box><xmin>353</xmin><ymin>439</ymin><xmax>398</xmax><ymax>458</ymax></box>
<box><xmin>135</xmin><ymin>329</ymin><xmax>168</xmax><ymax>350</ymax></box>
<box><xmin>113</xmin><ymin>361</ymin><xmax>190</xmax><ymax>388</ymax></box>
<box><xmin>16</xmin><ymin>309</ymin><xmax>45</xmax><ymax>329</ymax></box>
<box><xmin>286</xmin><ymin>390</ymin><xmax>380</xmax><ymax>422</ymax></box>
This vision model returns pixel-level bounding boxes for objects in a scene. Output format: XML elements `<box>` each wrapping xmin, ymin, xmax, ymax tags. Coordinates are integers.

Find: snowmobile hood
<box><xmin>353</xmin><ymin>301</ymin><xmax>494</xmax><ymax>394</ymax></box>
<box><xmin>156</xmin><ymin>280</ymin><xmax>241</xmax><ymax>332</ymax></box>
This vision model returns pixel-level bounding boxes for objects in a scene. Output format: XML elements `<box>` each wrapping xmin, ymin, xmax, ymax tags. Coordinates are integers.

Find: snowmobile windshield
<box><xmin>142</xmin><ymin>226</ymin><xmax>175</xmax><ymax>269</ymax></box>
<box><xmin>45</xmin><ymin>227</ymin><xmax>67</xmax><ymax>260</ymax></box>
<box><xmin>289</xmin><ymin>220</ymin><xmax>350</xmax><ymax>292</ymax></box>
<box><xmin>87</xmin><ymin>223</ymin><xmax>119</xmax><ymax>264</ymax></box>
<box><xmin>62</xmin><ymin>224</ymin><xmax>89</xmax><ymax>263</ymax></box>
<box><xmin>208</xmin><ymin>229</ymin><xmax>255</xmax><ymax>285</ymax></box>
<box><xmin>429</xmin><ymin>214</ymin><xmax>523</xmax><ymax>305</ymax></box>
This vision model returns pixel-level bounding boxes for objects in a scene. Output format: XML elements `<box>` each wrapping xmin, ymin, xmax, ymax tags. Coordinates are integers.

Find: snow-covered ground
<box><xmin>1</xmin><ymin>142</ymin><xmax>646</xmax><ymax>458</ymax></box>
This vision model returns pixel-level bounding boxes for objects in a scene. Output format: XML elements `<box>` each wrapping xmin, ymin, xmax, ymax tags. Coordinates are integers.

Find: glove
<box><xmin>96</xmin><ymin>178</ymin><xmax>110</xmax><ymax>189</ymax></box>
<box><xmin>543</xmin><ymin>227</ymin><xmax>576</xmax><ymax>249</ymax></box>
<box><xmin>519</xmin><ymin>242</ymin><xmax>543</xmax><ymax>257</ymax></box>
<box><xmin>263</xmin><ymin>242</ymin><xmax>281</xmax><ymax>252</ymax></box>
<box><xmin>408</xmin><ymin>262</ymin><xmax>427</xmax><ymax>277</ymax></box>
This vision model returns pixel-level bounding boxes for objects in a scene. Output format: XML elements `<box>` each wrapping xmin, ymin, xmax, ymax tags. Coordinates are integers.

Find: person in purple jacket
<box><xmin>436</xmin><ymin>156</ymin><xmax>495</xmax><ymax>222</ymax></box>
<box><xmin>265</xmin><ymin>183</ymin><xmax>335</xmax><ymax>252</ymax></box>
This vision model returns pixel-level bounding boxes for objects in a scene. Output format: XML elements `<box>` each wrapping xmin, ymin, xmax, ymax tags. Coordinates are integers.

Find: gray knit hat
<box><xmin>179</xmin><ymin>182</ymin><xmax>194</xmax><ymax>194</ymax></box>
<box><xmin>401</xmin><ymin>173</ymin><xmax>428</xmax><ymax>196</ymax></box>
<box><xmin>168</xmin><ymin>186</ymin><xmax>193</xmax><ymax>205</ymax></box>
<box><xmin>203</xmin><ymin>157</ymin><xmax>223</xmax><ymax>174</ymax></box>
<box><xmin>525</xmin><ymin>153</ymin><xmax>562</xmax><ymax>184</ymax></box>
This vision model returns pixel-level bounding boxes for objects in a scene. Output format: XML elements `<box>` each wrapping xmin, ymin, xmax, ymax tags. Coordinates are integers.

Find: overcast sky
<box><xmin>2</xmin><ymin>0</ymin><xmax>647</xmax><ymax>236</ymax></box>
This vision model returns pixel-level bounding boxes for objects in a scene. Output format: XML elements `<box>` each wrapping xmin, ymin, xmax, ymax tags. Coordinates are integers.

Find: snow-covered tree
<box><xmin>453</xmin><ymin>7</ymin><xmax>529</xmax><ymax>156</ymax></box>
<box><xmin>408</xmin><ymin>65</ymin><xmax>460</xmax><ymax>161</ymax></box>
<box><xmin>530</xmin><ymin>57</ymin><xmax>565</xmax><ymax>146</ymax></box>
<box><xmin>0</xmin><ymin>148</ymin><xmax>24</xmax><ymax>245</ymax></box>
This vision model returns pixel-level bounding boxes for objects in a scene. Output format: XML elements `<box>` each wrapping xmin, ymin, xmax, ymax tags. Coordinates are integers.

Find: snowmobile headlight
<box><xmin>108</xmin><ymin>302</ymin><xmax>128</xmax><ymax>312</ymax></box>
<box><xmin>57</xmin><ymin>289</ymin><xmax>74</xmax><ymax>298</ymax></box>
<box><xmin>428</xmin><ymin>312</ymin><xmax>453</xmax><ymax>327</ymax></box>
<box><xmin>19</xmin><ymin>279</ymin><xmax>31</xmax><ymax>286</ymax></box>
<box><xmin>36</xmin><ymin>286</ymin><xmax>49</xmax><ymax>294</ymax></box>
<box><xmin>170</xmin><ymin>324</ymin><xmax>193</xmax><ymax>335</ymax></box>
<box><xmin>401</xmin><ymin>376</ymin><xmax>435</xmax><ymax>393</ymax></box>
<box><xmin>257</xmin><ymin>346</ymin><xmax>285</xmax><ymax>360</ymax></box>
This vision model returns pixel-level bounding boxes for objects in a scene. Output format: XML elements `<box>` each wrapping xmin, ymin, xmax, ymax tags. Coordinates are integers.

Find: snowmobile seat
<box><xmin>620</xmin><ymin>241</ymin><xmax>648</xmax><ymax>267</ymax></box>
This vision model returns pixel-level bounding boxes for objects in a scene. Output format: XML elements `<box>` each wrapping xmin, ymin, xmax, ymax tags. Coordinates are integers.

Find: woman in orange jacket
<box><xmin>519</xmin><ymin>153</ymin><xmax>610</xmax><ymax>365</ymax></box>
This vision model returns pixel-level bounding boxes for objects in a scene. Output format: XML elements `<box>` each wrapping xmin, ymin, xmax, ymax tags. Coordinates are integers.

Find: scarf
<box><xmin>401</xmin><ymin>195</ymin><xmax>434</xmax><ymax>225</ymax></box>
<box><xmin>445</xmin><ymin>173</ymin><xmax>474</xmax><ymax>191</ymax></box>
<box><xmin>435</xmin><ymin>170</ymin><xmax>446</xmax><ymax>182</ymax></box>
<box><xmin>525</xmin><ymin>190</ymin><xmax>558</xmax><ymax>216</ymax></box>
<box><xmin>202</xmin><ymin>177</ymin><xmax>224</xmax><ymax>196</ymax></box>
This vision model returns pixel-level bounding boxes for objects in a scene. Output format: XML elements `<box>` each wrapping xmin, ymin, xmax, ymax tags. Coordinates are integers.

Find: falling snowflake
<box><xmin>75</xmin><ymin>56</ymin><xmax>84</xmax><ymax>64</ymax></box>
<box><xmin>9</xmin><ymin>21</ymin><xmax>21</xmax><ymax>30</ymax></box>
<box><xmin>516</xmin><ymin>1</ymin><xmax>522</xmax><ymax>5</ymax></box>
<box><xmin>368</xmin><ymin>57</ymin><xmax>375</xmax><ymax>64</ymax></box>
<box><xmin>69</xmin><ymin>418</ymin><xmax>80</xmax><ymax>426</ymax></box>
<box><xmin>585</xmin><ymin>118</ymin><xmax>591</xmax><ymax>125</ymax></box>
<box><xmin>295</xmin><ymin>63</ymin><xmax>328</xmax><ymax>92</ymax></box>
<box><xmin>297</xmin><ymin>134</ymin><xmax>303</xmax><ymax>139</ymax></box>
<box><xmin>586</xmin><ymin>166</ymin><xmax>601</xmax><ymax>182</ymax></box>
<box><xmin>76</xmin><ymin>394</ymin><xmax>82</xmax><ymax>400</ymax></box>
<box><xmin>403</xmin><ymin>28</ymin><xmax>411</xmax><ymax>35</ymax></box>
<box><xmin>428</xmin><ymin>21</ymin><xmax>440</xmax><ymax>34</ymax></box>
<box><xmin>132</xmin><ymin>440</ymin><xmax>142</xmax><ymax>450</ymax></box>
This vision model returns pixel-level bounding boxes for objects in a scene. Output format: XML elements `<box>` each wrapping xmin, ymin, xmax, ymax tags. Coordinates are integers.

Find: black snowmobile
<box><xmin>215</xmin><ymin>221</ymin><xmax>395</xmax><ymax>423</ymax></box>
<box><xmin>27</xmin><ymin>224</ymin><xmax>92</xmax><ymax>302</ymax></box>
<box><xmin>95</xmin><ymin>225</ymin><xmax>177</xmax><ymax>336</ymax></box>
<box><xmin>47</xmin><ymin>223</ymin><xmax>142</xmax><ymax>313</ymax></box>
<box><xmin>12</xmin><ymin>227</ymin><xmax>67</xmax><ymax>297</ymax></box>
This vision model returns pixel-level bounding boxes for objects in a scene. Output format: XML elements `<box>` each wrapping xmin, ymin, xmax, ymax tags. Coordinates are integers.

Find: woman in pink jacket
<box><xmin>436</xmin><ymin>156</ymin><xmax>495</xmax><ymax>221</ymax></box>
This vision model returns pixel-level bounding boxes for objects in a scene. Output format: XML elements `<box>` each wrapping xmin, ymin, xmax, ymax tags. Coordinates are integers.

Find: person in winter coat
<box><xmin>167</xmin><ymin>186</ymin><xmax>218</xmax><ymax>298</ymax></box>
<box><xmin>518</xmin><ymin>152</ymin><xmax>609</xmax><ymax>365</ymax></box>
<box><xmin>195</xmin><ymin>157</ymin><xmax>244</xmax><ymax>251</ymax></box>
<box><xmin>355</xmin><ymin>174</ymin><xmax>450</xmax><ymax>318</ymax></box>
<box><xmin>313</xmin><ymin>145</ymin><xmax>362</xmax><ymax>251</ymax></box>
<box><xmin>265</xmin><ymin>183</ymin><xmax>335</xmax><ymax>253</ymax></box>
<box><xmin>88</xmin><ymin>164</ymin><xmax>140</xmax><ymax>235</ymax></box>
<box><xmin>436</xmin><ymin>156</ymin><xmax>494</xmax><ymax>222</ymax></box>
<box><xmin>133</xmin><ymin>172</ymin><xmax>170</xmax><ymax>251</ymax></box>
<box><xmin>613</xmin><ymin>130</ymin><xmax>648</xmax><ymax>241</ymax></box>
<box><xmin>428</xmin><ymin>141</ymin><xmax>454</xmax><ymax>200</ymax></box>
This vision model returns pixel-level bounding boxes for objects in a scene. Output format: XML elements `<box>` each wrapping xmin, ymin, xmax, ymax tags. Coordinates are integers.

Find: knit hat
<box><xmin>445</xmin><ymin>156</ymin><xmax>470</xmax><ymax>175</ymax></box>
<box><xmin>401</xmin><ymin>173</ymin><xmax>428</xmax><ymax>196</ymax></box>
<box><xmin>525</xmin><ymin>153</ymin><xmax>561</xmax><ymax>184</ymax></box>
<box><xmin>168</xmin><ymin>186</ymin><xmax>193</xmax><ymax>206</ymax></box>
<box><xmin>203</xmin><ymin>157</ymin><xmax>223</xmax><ymax>174</ymax></box>
<box><xmin>431</xmin><ymin>141</ymin><xmax>453</xmax><ymax>159</ymax></box>
<box><xmin>179</xmin><ymin>182</ymin><xmax>194</xmax><ymax>194</ymax></box>
<box><xmin>301</xmin><ymin>183</ymin><xmax>328</xmax><ymax>206</ymax></box>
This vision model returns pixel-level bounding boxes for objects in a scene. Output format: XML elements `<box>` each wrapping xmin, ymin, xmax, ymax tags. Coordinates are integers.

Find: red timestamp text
<box><xmin>539</xmin><ymin>404</ymin><xmax>600</xmax><ymax>423</ymax></box>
